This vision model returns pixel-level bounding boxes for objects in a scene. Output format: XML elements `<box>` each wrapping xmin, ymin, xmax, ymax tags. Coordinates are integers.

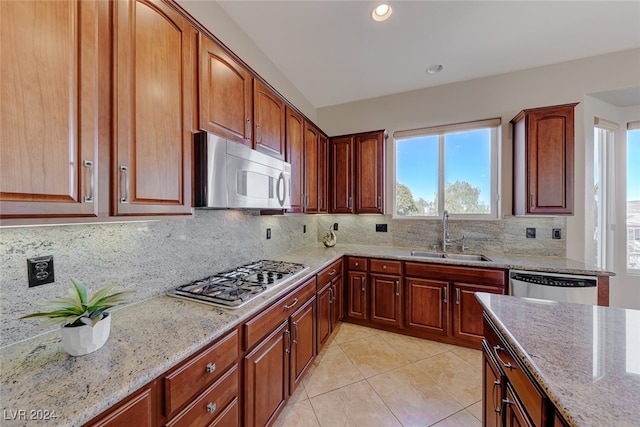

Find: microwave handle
<box><xmin>276</xmin><ymin>172</ymin><xmax>286</xmax><ymax>207</ymax></box>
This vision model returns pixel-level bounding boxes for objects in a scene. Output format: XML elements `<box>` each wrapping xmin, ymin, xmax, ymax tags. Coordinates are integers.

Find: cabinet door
<box><xmin>286</xmin><ymin>108</ymin><xmax>305</xmax><ymax>213</ymax></box>
<box><xmin>405</xmin><ymin>278</ymin><xmax>448</xmax><ymax>335</ymax></box>
<box><xmin>1</xmin><ymin>0</ymin><xmax>104</xmax><ymax>219</ymax></box>
<box><xmin>483</xmin><ymin>343</ymin><xmax>504</xmax><ymax>427</ymax></box>
<box><xmin>254</xmin><ymin>80</ymin><xmax>285</xmax><ymax>159</ymax></box>
<box><xmin>114</xmin><ymin>0</ymin><xmax>193</xmax><ymax>216</ymax></box>
<box><xmin>244</xmin><ymin>321</ymin><xmax>289</xmax><ymax>427</ymax></box>
<box><xmin>347</xmin><ymin>272</ymin><xmax>367</xmax><ymax>320</ymax></box>
<box><xmin>318</xmin><ymin>134</ymin><xmax>329</xmax><ymax>213</ymax></box>
<box><xmin>316</xmin><ymin>283</ymin><xmax>332</xmax><ymax>351</ymax></box>
<box><xmin>452</xmin><ymin>283</ymin><xmax>503</xmax><ymax>344</ymax></box>
<box><xmin>88</xmin><ymin>382</ymin><xmax>156</xmax><ymax>427</ymax></box>
<box><xmin>329</xmin><ymin>136</ymin><xmax>354</xmax><ymax>213</ymax></box>
<box><xmin>331</xmin><ymin>275</ymin><xmax>344</xmax><ymax>326</ymax></box>
<box><xmin>199</xmin><ymin>34</ymin><xmax>252</xmax><ymax>146</ymax></box>
<box><xmin>290</xmin><ymin>297</ymin><xmax>316</xmax><ymax>393</ymax></box>
<box><xmin>370</xmin><ymin>274</ymin><xmax>402</xmax><ymax>327</ymax></box>
<box><xmin>355</xmin><ymin>131</ymin><xmax>385</xmax><ymax>214</ymax></box>
<box><xmin>303</xmin><ymin>122</ymin><xmax>319</xmax><ymax>213</ymax></box>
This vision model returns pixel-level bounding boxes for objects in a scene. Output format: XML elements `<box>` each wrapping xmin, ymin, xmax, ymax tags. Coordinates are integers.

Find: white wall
<box><xmin>176</xmin><ymin>0</ymin><xmax>317</xmax><ymax>121</ymax></box>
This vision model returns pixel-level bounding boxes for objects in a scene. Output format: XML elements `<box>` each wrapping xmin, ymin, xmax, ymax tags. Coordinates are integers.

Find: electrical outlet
<box><xmin>333</xmin><ymin>223</ymin><xmax>339</xmax><ymax>231</ymax></box>
<box><xmin>526</xmin><ymin>228</ymin><xmax>536</xmax><ymax>238</ymax></box>
<box><xmin>303</xmin><ymin>225</ymin><xmax>306</xmax><ymax>234</ymax></box>
<box><xmin>553</xmin><ymin>228</ymin><xmax>561</xmax><ymax>239</ymax></box>
<box><xmin>375</xmin><ymin>224</ymin><xmax>388</xmax><ymax>232</ymax></box>
<box><xmin>266</xmin><ymin>228</ymin><xmax>271</xmax><ymax>239</ymax></box>
<box><xmin>27</xmin><ymin>255</ymin><xmax>55</xmax><ymax>287</ymax></box>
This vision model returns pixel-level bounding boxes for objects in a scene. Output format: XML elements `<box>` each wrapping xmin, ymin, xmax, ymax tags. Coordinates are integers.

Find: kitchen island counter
<box><xmin>476</xmin><ymin>293</ymin><xmax>640</xmax><ymax>427</ymax></box>
<box><xmin>0</xmin><ymin>243</ymin><xmax>613</xmax><ymax>426</ymax></box>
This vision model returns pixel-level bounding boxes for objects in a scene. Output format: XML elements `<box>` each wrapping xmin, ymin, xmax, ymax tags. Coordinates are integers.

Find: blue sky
<box><xmin>396</xmin><ymin>129</ymin><xmax>491</xmax><ymax>204</ymax></box>
<box><xmin>629</xmin><ymin>129</ymin><xmax>640</xmax><ymax>201</ymax></box>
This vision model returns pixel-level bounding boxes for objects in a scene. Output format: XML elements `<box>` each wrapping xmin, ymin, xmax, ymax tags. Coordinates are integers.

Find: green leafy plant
<box><xmin>20</xmin><ymin>278</ymin><xmax>132</xmax><ymax>328</ymax></box>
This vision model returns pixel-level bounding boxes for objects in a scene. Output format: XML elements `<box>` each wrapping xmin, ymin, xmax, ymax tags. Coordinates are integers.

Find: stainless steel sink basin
<box><xmin>444</xmin><ymin>253</ymin><xmax>492</xmax><ymax>262</ymax></box>
<box><xmin>409</xmin><ymin>251</ymin><xmax>491</xmax><ymax>262</ymax></box>
<box><xmin>410</xmin><ymin>251</ymin><xmax>446</xmax><ymax>258</ymax></box>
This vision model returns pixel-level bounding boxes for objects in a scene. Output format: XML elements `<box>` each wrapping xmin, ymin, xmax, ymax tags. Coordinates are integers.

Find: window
<box><xmin>393</xmin><ymin>118</ymin><xmax>500</xmax><ymax>218</ymax></box>
<box><xmin>627</xmin><ymin>123</ymin><xmax>640</xmax><ymax>272</ymax></box>
<box><xmin>593</xmin><ymin>120</ymin><xmax>616</xmax><ymax>269</ymax></box>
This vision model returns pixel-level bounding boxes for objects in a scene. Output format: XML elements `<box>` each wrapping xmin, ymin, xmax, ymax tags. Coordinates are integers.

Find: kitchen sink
<box><xmin>409</xmin><ymin>251</ymin><xmax>491</xmax><ymax>262</ymax></box>
<box><xmin>410</xmin><ymin>251</ymin><xmax>446</xmax><ymax>258</ymax></box>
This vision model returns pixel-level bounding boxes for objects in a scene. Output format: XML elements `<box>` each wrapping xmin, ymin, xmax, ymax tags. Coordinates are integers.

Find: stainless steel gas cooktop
<box><xmin>167</xmin><ymin>260</ymin><xmax>308</xmax><ymax>309</ymax></box>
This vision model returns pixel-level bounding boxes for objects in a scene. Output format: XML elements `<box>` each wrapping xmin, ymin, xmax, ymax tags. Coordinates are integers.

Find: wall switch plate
<box><xmin>27</xmin><ymin>255</ymin><xmax>55</xmax><ymax>287</ymax></box>
<box><xmin>303</xmin><ymin>225</ymin><xmax>306</xmax><ymax>234</ymax></box>
<box><xmin>266</xmin><ymin>228</ymin><xmax>271</xmax><ymax>239</ymax></box>
<box><xmin>526</xmin><ymin>228</ymin><xmax>536</xmax><ymax>238</ymax></box>
<box><xmin>553</xmin><ymin>228</ymin><xmax>561</xmax><ymax>239</ymax></box>
<box><xmin>375</xmin><ymin>224</ymin><xmax>388</xmax><ymax>232</ymax></box>
<box><xmin>333</xmin><ymin>223</ymin><xmax>339</xmax><ymax>231</ymax></box>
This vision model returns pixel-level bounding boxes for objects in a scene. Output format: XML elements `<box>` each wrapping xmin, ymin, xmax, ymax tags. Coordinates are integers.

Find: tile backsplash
<box><xmin>0</xmin><ymin>211</ymin><xmax>564</xmax><ymax>347</ymax></box>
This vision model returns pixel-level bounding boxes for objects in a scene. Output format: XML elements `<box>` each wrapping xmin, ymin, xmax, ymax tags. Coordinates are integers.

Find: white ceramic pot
<box><xmin>61</xmin><ymin>313</ymin><xmax>111</xmax><ymax>356</ymax></box>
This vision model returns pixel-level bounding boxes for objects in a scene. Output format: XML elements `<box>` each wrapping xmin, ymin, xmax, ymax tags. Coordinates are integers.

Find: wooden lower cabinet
<box><xmin>316</xmin><ymin>259</ymin><xmax>343</xmax><ymax>351</ymax></box>
<box><xmin>289</xmin><ymin>297</ymin><xmax>317</xmax><ymax>392</ymax></box>
<box><xmin>405</xmin><ymin>277</ymin><xmax>448</xmax><ymax>336</ymax></box>
<box><xmin>482</xmin><ymin>341</ymin><xmax>504</xmax><ymax>427</ymax></box>
<box><xmin>370</xmin><ymin>274</ymin><xmax>402</xmax><ymax>327</ymax></box>
<box><xmin>504</xmin><ymin>384</ymin><xmax>534</xmax><ymax>427</ymax></box>
<box><xmin>244</xmin><ymin>321</ymin><xmax>290</xmax><ymax>427</ymax></box>
<box><xmin>347</xmin><ymin>271</ymin><xmax>367</xmax><ymax>320</ymax></box>
<box><xmin>452</xmin><ymin>282</ymin><xmax>503</xmax><ymax>343</ymax></box>
<box><xmin>87</xmin><ymin>382</ymin><xmax>157</xmax><ymax>427</ymax></box>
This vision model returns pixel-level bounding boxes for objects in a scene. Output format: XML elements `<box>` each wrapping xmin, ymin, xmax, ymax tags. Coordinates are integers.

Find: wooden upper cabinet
<box><xmin>286</xmin><ymin>108</ymin><xmax>305</xmax><ymax>213</ymax></box>
<box><xmin>355</xmin><ymin>131</ymin><xmax>385</xmax><ymax>214</ymax></box>
<box><xmin>113</xmin><ymin>0</ymin><xmax>193</xmax><ymax>216</ymax></box>
<box><xmin>330</xmin><ymin>136</ymin><xmax>354</xmax><ymax>213</ymax></box>
<box><xmin>0</xmin><ymin>0</ymin><xmax>106</xmax><ymax>219</ymax></box>
<box><xmin>512</xmin><ymin>103</ymin><xmax>577</xmax><ymax>215</ymax></box>
<box><xmin>318</xmin><ymin>134</ymin><xmax>329</xmax><ymax>213</ymax></box>
<box><xmin>304</xmin><ymin>122</ymin><xmax>319</xmax><ymax>213</ymax></box>
<box><xmin>254</xmin><ymin>80</ymin><xmax>285</xmax><ymax>159</ymax></box>
<box><xmin>199</xmin><ymin>34</ymin><xmax>252</xmax><ymax>146</ymax></box>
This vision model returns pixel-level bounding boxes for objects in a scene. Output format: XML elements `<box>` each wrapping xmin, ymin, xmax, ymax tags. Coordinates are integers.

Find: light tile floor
<box><xmin>274</xmin><ymin>322</ymin><xmax>483</xmax><ymax>427</ymax></box>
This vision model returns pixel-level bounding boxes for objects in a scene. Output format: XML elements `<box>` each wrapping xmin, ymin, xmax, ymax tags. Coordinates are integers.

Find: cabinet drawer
<box><xmin>347</xmin><ymin>257</ymin><xmax>367</xmax><ymax>272</ymax></box>
<box><xmin>244</xmin><ymin>276</ymin><xmax>316</xmax><ymax>350</ymax></box>
<box><xmin>166</xmin><ymin>364</ymin><xmax>239</xmax><ymax>427</ymax></box>
<box><xmin>484</xmin><ymin>318</ymin><xmax>544</xmax><ymax>426</ymax></box>
<box><xmin>370</xmin><ymin>259</ymin><xmax>401</xmax><ymax>275</ymax></box>
<box><xmin>164</xmin><ymin>329</ymin><xmax>239</xmax><ymax>416</ymax></box>
<box><xmin>317</xmin><ymin>259</ymin><xmax>343</xmax><ymax>286</ymax></box>
<box><xmin>405</xmin><ymin>262</ymin><xmax>506</xmax><ymax>288</ymax></box>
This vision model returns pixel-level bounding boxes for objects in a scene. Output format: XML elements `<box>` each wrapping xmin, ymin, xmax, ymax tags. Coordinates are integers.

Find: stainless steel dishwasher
<box><xmin>509</xmin><ymin>270</ymin><xmax>598</xmax><ymax>305</ymax></box>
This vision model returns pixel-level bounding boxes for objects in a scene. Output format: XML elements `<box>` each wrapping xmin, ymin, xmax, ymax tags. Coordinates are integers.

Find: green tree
<box><xmin>443</xmin><ymin>180</ymin><xmax>489</xmax><ymax>213</ymax></box>
<box><xmin>396</xmin><ymin>182</ymin><xmax>419</xmax><ymax>216</ymax></box>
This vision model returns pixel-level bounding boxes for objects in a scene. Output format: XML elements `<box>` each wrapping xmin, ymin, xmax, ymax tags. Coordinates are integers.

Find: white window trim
<box><xmin>392</xmin><ymin>118</ymin><xmax>501</xmax><ymax>220</ymax></box>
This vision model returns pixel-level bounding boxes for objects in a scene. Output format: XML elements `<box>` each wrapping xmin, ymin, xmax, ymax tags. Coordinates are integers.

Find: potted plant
<box><xmin>20</xmin><ymin>278</ymin><xmax>131</xmax><ymax>356</ymax></box>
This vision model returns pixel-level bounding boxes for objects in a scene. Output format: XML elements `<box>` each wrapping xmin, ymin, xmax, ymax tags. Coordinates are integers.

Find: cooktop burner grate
<box><xmin>168</xmin><ymin>260</ymin><xmax>307</xmax><ymax>308</ymax></box>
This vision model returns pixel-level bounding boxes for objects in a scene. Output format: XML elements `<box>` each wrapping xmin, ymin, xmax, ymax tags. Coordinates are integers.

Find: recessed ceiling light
<box><xmin>372</xmin><ymin>4</ymin><xmax>392</xmax><ymax>22</ymax></box>
<box><xmin>426</xmin><ymin>64</ymin><xmax>444</xmax><ymax>75</ymax></box>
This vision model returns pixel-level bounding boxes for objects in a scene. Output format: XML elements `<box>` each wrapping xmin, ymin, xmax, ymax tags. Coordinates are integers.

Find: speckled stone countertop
<box><xmin>476</xmin><ymin>293</ymin><xmax>640</xmax><ymax>427</ymax></box>
<box><xmin>0</xmin><ymin>244</ymin><xmax>612</xmax><ymax>426</ymax></box>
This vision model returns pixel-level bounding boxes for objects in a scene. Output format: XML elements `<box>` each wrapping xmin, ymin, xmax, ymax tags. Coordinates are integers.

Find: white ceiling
<box><xmin>217</xmin><ymin>1</ymin><xmax>640</xmax><ymax>109</ymax></box>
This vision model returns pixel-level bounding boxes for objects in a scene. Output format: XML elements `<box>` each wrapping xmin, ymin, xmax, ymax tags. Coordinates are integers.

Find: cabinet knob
<box><xmin>206</xmin><ymin>362</ymin><xmax>216</xmax><ymax>374</ymax></box>
<box><xmin>206</xmin><ymin>402</ymin><xmax>217</xmax><ymax>414</ymax></box>
<box><xmin>355</xmin><ymin>262</ymin><xmax>359</xmax><ymax>267</ymax></box>
<box><xmin>382</xmin><ymin>265</ymin><xmax>387</xmax><ymax>269</ymax></box>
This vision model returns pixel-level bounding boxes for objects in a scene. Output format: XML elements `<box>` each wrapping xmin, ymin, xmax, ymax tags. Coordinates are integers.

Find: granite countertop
<box><xmin>0</xmin><ymin>243</ymin><xmax>613</xmax><ymax>426</ymax></box>
<box><xmin>476</xmin><ymin>293</ymin><xmax>640</xmax><ymax>427</ymax></box>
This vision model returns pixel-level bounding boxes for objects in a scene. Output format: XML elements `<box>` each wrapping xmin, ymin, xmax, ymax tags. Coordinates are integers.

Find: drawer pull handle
<box><xmin>493</xmin><ymin>345</ymin><xmax>514</xmax><ymax>370</ymax></box>
<box><xmin>284</xmin><ymin>298</ymin><xmax>298</xmax><ymax>310</ymax></box>
<box><xmin>206</xmin><ymin>363</ymin><xmax>216</xmax><ymax>374</ymax></box>
<box><xmin>329</xmin><ymin>269</ymin><xmax>337</xmax><ymax>276</ymax></box>
<box><xmin>206</xmin><ymin>402</ymin><xmax>217</xmax><ymax>414</ymax></box>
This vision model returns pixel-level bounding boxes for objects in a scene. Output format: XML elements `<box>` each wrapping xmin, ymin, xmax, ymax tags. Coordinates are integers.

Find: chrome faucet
<box><xmin>442</xmin><ymin>210</ymin><xmax>452</xmax><ymax>252</ymax></box>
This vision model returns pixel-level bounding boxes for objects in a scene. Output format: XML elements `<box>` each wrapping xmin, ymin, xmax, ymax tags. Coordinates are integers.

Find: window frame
<box><xmin>392</xmin><ymin>118</ymin><xmax>501</xmax><ymax>220</ymax></box>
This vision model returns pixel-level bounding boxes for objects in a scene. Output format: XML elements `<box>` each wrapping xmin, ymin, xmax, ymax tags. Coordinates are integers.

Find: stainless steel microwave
<box><xmin>194</xmin><ymin>132</ymin><xmax>291</xmax><ymax>209</ymax></box>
